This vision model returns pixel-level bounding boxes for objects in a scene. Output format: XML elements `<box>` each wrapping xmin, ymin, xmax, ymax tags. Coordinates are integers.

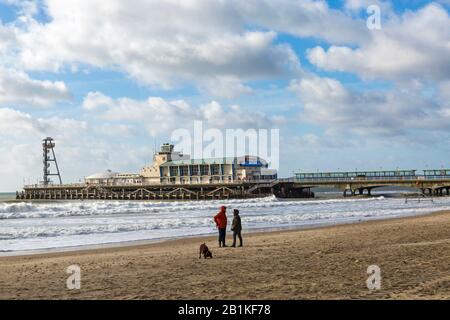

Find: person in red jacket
<box><xmin>214</xmin><ymin>206</ymin><xmax>228</xmax><ymax>247</ymax></box>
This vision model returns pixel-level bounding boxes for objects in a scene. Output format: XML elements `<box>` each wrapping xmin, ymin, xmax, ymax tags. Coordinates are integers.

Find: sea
<box><xmin>1</xmin><ymin>191</ymin><xmax>450</xmax><ymax>254</ymax></box>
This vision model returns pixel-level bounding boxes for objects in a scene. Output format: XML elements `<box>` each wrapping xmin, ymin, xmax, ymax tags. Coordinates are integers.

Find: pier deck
<box><xmin>17</xmin><ymin>175</ymin><xmax>450</xmax><ymax>201</ymax></box>
<box><xmin>283</xmin><ymin>176</ymin><xmax>450</xmax><ymax>196</ymax></box>
<box><xmin>17</xmin><ymin>181</ymin><xmax>312</xmax><ymax>201</ymax></box>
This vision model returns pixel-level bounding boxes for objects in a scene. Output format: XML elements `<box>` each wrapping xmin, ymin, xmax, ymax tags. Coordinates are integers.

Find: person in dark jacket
<box><xmin>231</xmin><ymin>209</ymin><xmax>243</xmax><ymax>247</ymax></box>
<box><xmin>214</xmin><ymin>206</ymin><xmax>228</xmax><ymax>247</ymax></box>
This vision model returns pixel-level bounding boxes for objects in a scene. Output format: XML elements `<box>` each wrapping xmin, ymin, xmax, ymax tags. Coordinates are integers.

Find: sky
<box><xmin>0</xmin><ymin>0</ymin><xmax>449</xmax><ymax>191</ymax></box>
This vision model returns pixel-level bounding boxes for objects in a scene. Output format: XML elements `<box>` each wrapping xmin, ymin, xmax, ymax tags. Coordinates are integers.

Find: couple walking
<box><xmin>213</xmin><ymin>206</ymin><xmax>243</xmax><ymax>248</ymax></box>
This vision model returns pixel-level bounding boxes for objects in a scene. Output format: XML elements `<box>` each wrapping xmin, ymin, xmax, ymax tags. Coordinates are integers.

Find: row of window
<box><xmin>296</xmin><ymin>171</ymin><xmax>417</xmax><ymax>179</ymax></box>
<box><xmin>161</xmin><ymin>176</ymin><xmax>234</xmax><ymax>182</ymax></box>
<box><xmin>167</xmin><ymin>164</ymin><xmax>227</xmax><ymax>176</ymax></box>
<box><xmin>296</xmin><ymin>169</ymin><xmax>450</xmax><ymax>179</ymax></box>
<box><xmin>423</xmin><ymin>170</ymin><xmax>450</xmax><ymax>176</ymax></box>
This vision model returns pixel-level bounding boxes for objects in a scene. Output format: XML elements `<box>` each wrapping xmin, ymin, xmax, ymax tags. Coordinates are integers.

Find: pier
<box><xmin>17</xmin><ymin>181</ymin><xmax>313</xmax><ymax>201</ymax></box>
<box><xmin>17</xmin><ymin>170</ymin><xmax>450</xmax><ymax>201</ymax></box>
<box><xmin>290</xmin><ymin>169</ymin><xmax>450</xmax><ymax>197</ymax></box>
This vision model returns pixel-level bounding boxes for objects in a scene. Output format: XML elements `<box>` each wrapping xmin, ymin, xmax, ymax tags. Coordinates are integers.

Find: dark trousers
<box><xmin>218</xmin><ymin>228</ymin><xmax>226</xmax><ymax>246</ymax></box>
<box><xmin>233</xmin><ymin>230</ymin><xmax>243</xmax><ymax>246</ymax></box>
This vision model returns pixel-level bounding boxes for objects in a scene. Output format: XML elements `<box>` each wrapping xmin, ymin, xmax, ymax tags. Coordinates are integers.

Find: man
<box><xmin>231</xmin><ymin>209</ymin><xmax>243</xmax><ymax>247</ymax></box>
<box><xmin>214</xmin><ymin>206</ymin><xmax>228</xmax><ymax>247</ymax></box>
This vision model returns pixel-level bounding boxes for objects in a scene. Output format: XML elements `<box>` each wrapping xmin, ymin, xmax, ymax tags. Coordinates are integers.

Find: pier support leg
<box><xmin>344</xmin><ymin>189</ymin><xmax>354</xmax><ymax>197</ymax></box>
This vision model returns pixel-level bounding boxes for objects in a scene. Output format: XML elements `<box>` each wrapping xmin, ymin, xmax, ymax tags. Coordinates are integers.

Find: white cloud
<box><xmin>0</xmin><ymin>107</ymin><xmax>36</xmax><ymax>134</ymax></box>
<box><xmin>291</xmin><ymin>75</ymin><xmax>450</xmax><ymax>137</ymax></box>
<box><xmin>0</xmin><ymin>66</ymin><xmax>71</xmax><ymax>107</ymax></box>
<box><xmin>292</xmin><ymin>133</ymin><xmax>355</xmax><ymax>149</ymax></box>
<box><xmin>0</xmin><ymin>0</ymin><xmax>375</xmax><ymax>98</ymax></box>
<box><xmin>344</xmin><ymin>0</ymin><xmax>391</xmax><ymax>13</ymax></box>
<box><xmin>2</xmin><ymin>0</ymin><xmax>446</xmax><ymax>95</ymax></box>
<box><xmin>345</xmin><ymin>0</ymin><xmax>372</xmax><ymax>11</ymax></box>
<box><xmin>94</xmin><ymin>123</ymin><xmax>135</xmax><ymax>137</ymax></box>
<box><xmin>82</xmin><ymin>93</ymin><xmax>282</xmax><ymax>136</ymax></box>
<box><xmin>307</xmin><ymin>4</ymin><xmax>450</xmax><ymax>81</ymax></box>
<box><xmin>238</xmin><ymin>0</ymin><xmax>368</xmax><ymax>45</ymax></box>
<box><xmin>9</xmin><ymin>0</ymin><xmax>302</xmax><ymax>98</ymax></box>
<box><xmin>0</xmin><ymin>107</ymin><xmax>87</xmax><ymax>139</ymax></box>
<box><xmin>0</xmin><ymin>107</ymin><xmax>83</xmax><ymax>190</ymax></box>
<box><xmin>199</xmin><ymin>101</ymin><xmax>284</xmax><ymax>129</ymax></box>
<box><xmin>0</xmin><ymin>23</ymin><xmax>16</xmax><ymax>52</ymax></box>
<box><xmin>82</xmin><ymin>91</ymin><xmax>114</xmax><ymax>110</ymax></box>
<box><xmin>200</xmin><ymin>76</ymin><xmax>253</xmax><ymax>99</ymax></box>
<box><xmin>0</xmin><ymin>107</ymin><xmax>152</xmax><ymax>190</ymax></box>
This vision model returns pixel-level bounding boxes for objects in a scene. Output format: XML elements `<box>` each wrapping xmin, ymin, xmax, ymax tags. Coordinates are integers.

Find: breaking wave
<box><xmin>0</xmin><ymin>196</ymin><xmax>385</xmax><ymax>220</ymax></box>
<box><xmin>2</xmin><ymin>195</ymin><xmax>450</xmax><ymax>252</ymax></box>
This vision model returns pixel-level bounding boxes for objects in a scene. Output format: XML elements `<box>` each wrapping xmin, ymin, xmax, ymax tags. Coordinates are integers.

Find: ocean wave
<box><xmin>2</xmin><ymin>195</ymin><xmax>450</xmax><ymax>251</ymax></box>
<box><xmin>2</xmin><ymin>198</ymin><xmax>443</xmax><ymax>241</ymax></box>
<box><xmin>0</xmin><ymin>196</ymin><xmax>386</xmax><ymax>220</ymax></box>
<box><xmin>0</xmin><ymin>216</ymin><xmax>215</xmax><ymax>240</ymax></box>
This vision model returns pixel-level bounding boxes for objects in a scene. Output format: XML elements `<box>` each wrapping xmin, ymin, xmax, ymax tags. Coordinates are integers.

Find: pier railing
<box><xmin>23</xmin><ymin>179</ymin><xmax>276</xmax><ymax>189</ymax></box>
<box><xmin>23</xmin><ymin>175</ymin><xmax>450</xmax><ymax>189</ymax></box>
<box><xmin>24</xmin><ymin>183</ymin><xmax>87</xmax><ymax>189</ymax></box>
<box><xmin>279</xmin><ymin>175</ymin><xmax>450</xmax><ymax>184</ymax></box>
<box><xmin>18</xmin><ymin>175</ymin><xmax>450</xmax><ymax>201</ymax></box>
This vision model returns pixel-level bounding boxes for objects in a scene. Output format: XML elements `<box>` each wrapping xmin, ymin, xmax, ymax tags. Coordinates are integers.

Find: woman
<box><xmin>231</xmin><ymin>209</ymin><xmax>243</xmax><ymax>247</ymax></box>
<box><xmin>214</xmin><ymin>206</ymin><xmax>228</xmax><ymax>247</ymax></box>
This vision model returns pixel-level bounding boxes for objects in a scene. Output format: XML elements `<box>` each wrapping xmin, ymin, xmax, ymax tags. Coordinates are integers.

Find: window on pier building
<box><xmin>191</xmin><ymin>165</ymin><xmax>199</xmax><ymax>176</ymax></box>
<box><xmin>211</xmin><ymin>164</ymin><xmax>221</xmax><ymax>175</ymax></box>
<box><xmin>200</xmin><ymin>165</ymin><xmax>209</xmax><ymax>176</ymax></box>
<box><xmin>222</xmin><ymin>164</ymin><xmax>231</xmax><ymax>175</ymax></box>
<box><xmin>179</xmin><ymin>166</ymin><xmax>189</xmax><ymax>176</ymax></box>
<box><xmin>169</xmin><ymin>166</ymin><xmax>178</xmax><ymax>176</ymax></box>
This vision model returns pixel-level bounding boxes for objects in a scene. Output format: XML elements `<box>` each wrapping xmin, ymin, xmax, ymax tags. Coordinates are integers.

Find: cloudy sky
<box><xmin>0</xmin><ymin>0</ymin><xmax>449</xmax><ymax>191</ymax></box>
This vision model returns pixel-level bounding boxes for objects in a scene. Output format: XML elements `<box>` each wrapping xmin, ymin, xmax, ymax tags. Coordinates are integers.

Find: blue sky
<box><xmin>0</xmin><ymin>0</ymin><xmax>449</xmax><ymax>191</ymax></box>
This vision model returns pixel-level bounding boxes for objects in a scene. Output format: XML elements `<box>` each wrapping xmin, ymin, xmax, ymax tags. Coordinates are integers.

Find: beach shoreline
<box><xmin>0</xmin><ymin>206</ymin><xmax>440</xmax><ymax>258</ymax></box>
<box><xmin>3</xmin><ymin>192</ymin><xmax>447</xmax><ymax>255</ymax></box>
<box><xmin>1</xmin><ymin>210</ymin><xmax>450</xmax><ymax>299</ymax></box>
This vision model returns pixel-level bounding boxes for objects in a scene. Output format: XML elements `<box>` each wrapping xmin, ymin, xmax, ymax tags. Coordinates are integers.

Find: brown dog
<box><xmin>199</xmin><ymin>243</ymin><xmax>213</xmax><ymax>259</ymax></box>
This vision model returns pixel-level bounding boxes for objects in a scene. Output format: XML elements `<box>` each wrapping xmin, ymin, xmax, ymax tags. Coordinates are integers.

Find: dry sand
<box><xmin>1</xmin><ymin>211</ymin><xmax>450</xmax><ymax>300</ymax></box>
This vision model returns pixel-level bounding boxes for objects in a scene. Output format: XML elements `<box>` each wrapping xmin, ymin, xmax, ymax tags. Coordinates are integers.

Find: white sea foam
<box><xmin>1</xmin><ymin>196</ymin><xmax>450</xmax><ymax>252</ymax></box>
<box><xmin>0</xmin><ymin>196</ymin><xmax>385</xmax><ymax>219</ymax></box>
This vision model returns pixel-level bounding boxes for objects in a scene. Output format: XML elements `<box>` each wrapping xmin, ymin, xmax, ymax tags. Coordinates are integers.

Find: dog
<box><xmin>199</xmin><ymin>243</ymin><xmax>213</xmax><ymax>259</ymax></box>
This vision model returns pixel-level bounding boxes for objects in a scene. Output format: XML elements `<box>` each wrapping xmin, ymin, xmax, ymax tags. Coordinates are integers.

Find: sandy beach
<box><xmin>1</xmin><ymin>210</ymin><xmax>450</xmax><ymax>300</ymax></box>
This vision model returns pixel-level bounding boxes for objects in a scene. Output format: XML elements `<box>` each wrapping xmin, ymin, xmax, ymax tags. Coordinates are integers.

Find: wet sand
<box><xmin>1</xmin><ymin>211</ymin><xmax>450</xmax><ymax>300</ymax></box>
